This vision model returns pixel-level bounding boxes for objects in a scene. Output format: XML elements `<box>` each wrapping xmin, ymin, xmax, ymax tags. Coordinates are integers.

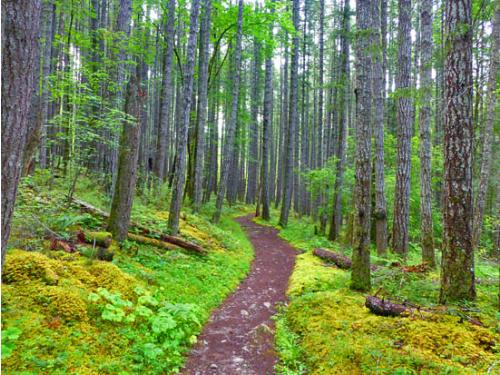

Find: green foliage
<box><xmin>274</xmin><ymin>215</ymin><xmax>499</xmax><ymax>374</ymax></box>
<box><xmin>1</xmin><ymin>326</ymin><xmax>22</xmax><ymax>359</ymax></box>
<box><xmin>87</xmin><ymin>287</ymin><xmax>201</xmax><ymax>373</ymax></box>
<box><xmin>3</xmin><ymin>175</ymin><xmax>254</xmax><ymax>374</ymax></box>
<box><xmin>274</xmin><ymin>309</ymin><xmax>308</xmax><ymax>375</ymax></box>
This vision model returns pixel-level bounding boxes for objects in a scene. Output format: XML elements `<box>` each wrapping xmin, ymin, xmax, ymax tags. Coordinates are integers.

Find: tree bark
<box><xmin>1</xmin><ymin>0</ymin><xmax>42</xmax><ymax>267</ymax></box>
<box><xmin>23</xmin><ymin>0</ymin><xmax>55</xmax><ymax>173</ymax></box>
<box><xmin>260</xmin><ymin>5</ymin><xmax>274</xmax><ymax>221</ymax></box>
<box><xmin>419</xmin><ymin>0</ymin><xmax>435</xmax><ymax>266</ymax></box>
<box><xmin>351</xmin><ymin>0</ymin><xmax>373</xmax><ymax>292</ymax></box>
<box><xmin>329</xmin><ymin>0</ymin><xmax>350</xmax><ymax>241</ymax></box>
<box><xmin>392</xmin><ymin>0</ymin><xmax>412</xmax><ymax>256</ymax></box>
<box><xmin>108</xmin><ymin>68</ymin><xmax>145</xmax><ymax>241</ymax></box>
<box><xmin>372</xmin><ymin>0</ymin><xmax>389</xmax><ymax>255</ymax></box>
<box><xmin>246</xmin><ymin>36</ymin><xmax>261</xmax><ymax>205</ymax></box>
<box><xmin>193</xmin><ymin>0</ymin><xmax>212</xmax><ymax>211</ymax></box>
<box><xmin>168</xmin><ymin>0</ymin><xmax>201</xmax><ymax>234</ymax></box>
<box><xmin>212</xmin><ymin>0</ymin><xmax>244</xmax><ymax>223</ymax></box>
<box><xmin>440</xmin><ymin>0</ymin><xmax>475</xmax><ymax>303</ymax></box>
<box><xmin>154</xmin><ymin>0</ymin><xmax>176</xmax><ymax>183</ymax></box>
<box><xmin>279</xmin><ymin>0</ymin><xmax>300</xmax><ymax>228</ymax></box>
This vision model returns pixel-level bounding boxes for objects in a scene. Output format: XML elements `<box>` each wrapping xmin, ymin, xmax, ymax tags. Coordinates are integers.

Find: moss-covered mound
<box><xmin>279</xmin><ymin>252</ymin><xmax>498</xmax><ymax>374</ymax></box>
<box><xmin>2</xmin><ymin>178</ymin><xmax>254</xmax><ymax>374</ymax></box>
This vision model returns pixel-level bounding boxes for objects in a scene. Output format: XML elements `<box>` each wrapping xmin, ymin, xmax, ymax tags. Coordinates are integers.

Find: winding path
<box><xmin>182</xmin><ymin>214</ymin><xmax>298</xmax><ymax>375</ymax></box>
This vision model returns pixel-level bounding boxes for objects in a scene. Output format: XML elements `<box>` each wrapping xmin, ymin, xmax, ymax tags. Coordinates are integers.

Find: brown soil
<box><xmin>182</xmin><ymin>214</ymin><xmax>298</xmax><ymax>375</ymax></box>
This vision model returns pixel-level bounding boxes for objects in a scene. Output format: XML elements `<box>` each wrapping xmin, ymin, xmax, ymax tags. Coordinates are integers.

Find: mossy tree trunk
<box><xmin>351</xmin><ymin>0</ymin><xmax>373</xmax><ymax>292</ymax></box>
<box><xmin>439</xmin><ymin>0</ymin><xmax>475</xmax><ymax>303</ymax></box>
<box><xmin>108</xmin><ymin>68</ymin><xmax>144</xmax><ymax>241</ymax></box>
<box><xmin>392</xmin><ymin>0</ymin><xmax>412</xmax><ymax>257</ymax></box>
<box><xmin>419</xmin><ymin>0</ymin><xmax>435</xmax><ymax>267</ymax></box>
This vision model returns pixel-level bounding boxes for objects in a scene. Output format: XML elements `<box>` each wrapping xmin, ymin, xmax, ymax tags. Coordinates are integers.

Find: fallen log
<box><xmin>313</xmin><ymin>248</ymin><xmax>378</xmax><ymax>271</ymax></box>
<box><xmin>313</xmin><ymin>248</ymin><xmax>352</xmax><ymax>269</ymax></box>
<box><xmin>365</xmin><ymin>296</ymin><xmax>409</xmax><ymax>317</ymax></box>
<box><xmin>77</xmin><ymin>230</ymin><xmax>112</xmax><ymax>248</ymax></box>
<box><xmin>71</xmin><ymin>197</ymin><xmax>206</xmax><ymax>255</ymax></box>
<box><xmin>127</xmin><ymin>233</ymin><xmax>182</xmax><ymax>252</ymax></box>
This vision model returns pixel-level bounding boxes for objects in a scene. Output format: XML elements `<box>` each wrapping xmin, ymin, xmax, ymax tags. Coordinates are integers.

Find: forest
<box><xmin>1</xmin><ymin>0</ymin><xmax>498</xmax><ymax>373</ymax></box>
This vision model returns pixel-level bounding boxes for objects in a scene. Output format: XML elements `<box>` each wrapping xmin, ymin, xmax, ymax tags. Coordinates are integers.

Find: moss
<box><xmin>84</xmin><ymin>231</ymin><xmax>112</xmax><ymax>247</ymax></box>
<box><xmin>88</xmin><ymin>261</ymin><xmax>138</xmax><ymax>299</ymax></box>
<box><xmin>288</xmin><ymin>252</ymin><xmax>350</xmax><ymax>297</ymax></box>
<box><xmin>37</xmin><ymin>286</ymin><xmax>88</xmax><ymax>322</ymax></box>
<box><xmin>3</xmin><ymin>250</ymin><xmax>59</xmax><ymax>285</ymax></box>
<box><xmin>280</xmin><ymin>251</ymin><xmax>499</xmax><ymax>374</ymax></box>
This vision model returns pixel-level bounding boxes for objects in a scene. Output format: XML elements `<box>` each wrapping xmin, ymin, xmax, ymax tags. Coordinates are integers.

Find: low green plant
<box><xmin>88</xmin><ymin>287</ymin><xmax>201</xmax><ymax>373</ymax></box>
<box><xmin>1</xmin><ymin>326</ymin><xmax>22</xmax><ymax>359</ymax></box>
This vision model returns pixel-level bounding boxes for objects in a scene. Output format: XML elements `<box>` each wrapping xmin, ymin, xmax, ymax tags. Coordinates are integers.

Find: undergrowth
<box><xmin>2</xmin><ymin>171</ymin><xmax>254</xmax><ymax>374</ymax></box>
<box><xmin>261</xmin><ymin>210</ymin><xmax>499</xmax><ymax>375</ymax></box>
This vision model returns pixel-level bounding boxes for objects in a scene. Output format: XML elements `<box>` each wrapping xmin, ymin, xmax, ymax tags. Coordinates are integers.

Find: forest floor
<box><xmin>2</xmin><ymin>172</ymin><xmax>498</xmax><ymax>374</ymax></box>
<box><xmin>183</xmin><ymin>214</ymin><xmax>297</xmax><ymax>374</ymax></box>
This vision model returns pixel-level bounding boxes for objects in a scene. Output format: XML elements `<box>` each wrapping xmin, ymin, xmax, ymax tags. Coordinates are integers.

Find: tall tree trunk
<box><xmin>260</xmin><ymin>5</ymin><xmax>274</xmax><ymax>221</ymax></box>
<box><xmin>329</xmin><ymin>0</ymin><xmax>350</xmax><ymax>241</ymax></box>
<box><xmin>276</xmin><ymin>39</ymin><xmax>289</xmax><ymax>208</ymax></box>
<box><xmin>473</xmin><ymin>3</ymin><xmax>499</xmax><ymax>247</ymax></box>
<box><xmin>440</xmin><ymin>0</ymin><xmax>475</xmax><ymax>303</ymax></box>
<box><xmin>212</xmin><ymin>0</ymin><xmax>244</xmax><ymax>223</ymax></box>
<box><xmin>351</xmin><ymin>0</ymin><xmax>373</xmax><ymax>291</ymax></box>
<box><xmin>392</xmin><ymin>0</ymin><xmax>412</xmax><ymax>256</ymax></box>
<box><xmin>154</xmin><ymin>0</ymin><xmax>176</xmax><ymax>183</ymax></box>
<box><xmin>419</xmin><ymin>0</ymin><xmax>435</xmax><ymax>266</ymax></box>
<box><xmin>278</xmin><ymin>0</ymin><xmax>299</xmax><ymax>228</ymax></box>
<box><xmin>193</xmin><ymin>0</ymin><xmax>212</xmax><ymax>211</ymax></box>
<box><xmin>23</xmin><ymin>0</ymin><xmax>55</xmax><ymax>173</ymax></box>
<box><xmin>108</xmin><ymin>67</ymin><xmax>145</xmax><ymax>241</ymax></box>
<box><xmin>168</xmin><ymin>0</ymin><xmax>201</xmax><ymax>234</ymax></box>
<box><xmin>110</xmin><ymin>0</ymin><xmax>133</xmax><ymax>193</ymax></box>
<box><xmin>372</xmin><ymin>0</ymin><xmax>388</xmax><ymax>255</ymax></box>
<box><xmin>1</xmin><ymin>0</ymin><xmax>42</xmax><ymax>266</ymax></box>
<box><xmin>246</xmin><ymin>36</ymin><xmax>260</xmax><ymax>205</ymax></box>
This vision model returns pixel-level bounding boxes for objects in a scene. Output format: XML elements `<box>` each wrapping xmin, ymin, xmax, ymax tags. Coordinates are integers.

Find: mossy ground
<box><xmin>2</xmin><ymin>172</ymin><xmax>254</xmax><ymax>374</ymax></box>
<box><xmin>259</xmin><ymin>211</ymin><xmax>499</xmax><ymax>375</ymax></box>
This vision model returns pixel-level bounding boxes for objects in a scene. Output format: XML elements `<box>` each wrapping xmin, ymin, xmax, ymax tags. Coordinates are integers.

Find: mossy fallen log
<box><xmin>71</xmin><ymin>197</ymin><xmax>207</xmax><ymax>255</ymax></box>
<box><xmin>365</xmin><ymin>295</ymin><xmax>409</xmax><ymax>317</ymax></box>
<box><xmin>127</xmin><ymin>233</ymin><xmax>179</xmax><ymax>252</ymax></box>
<box><xmin>313</xmin><ymin>248</ymin><xmax>378</xmax><ymax>271</ymax></box>
<box><xmin>77</xmin><ymin>230</ymin><xmax>112</xmax><ymax>248</ymax></box>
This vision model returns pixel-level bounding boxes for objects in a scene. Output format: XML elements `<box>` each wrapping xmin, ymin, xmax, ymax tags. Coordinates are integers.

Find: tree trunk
<box><xmin>440</xmin><ymin>0</ymin><xmax>475</xmax><ymax>303</ymax></box>
<box><xmin>193</xmin><ymin>0</ymin><xmax>212</xmax><ymax>211</ymax></box>
<box><xmin>473</xmin><ymin>3</ymin><xmax>499</xmax><ymax>247</ymax></box>
<box><xmin>392</xmin><ymin>0</ymin><xmax>412</xmax><ymax>256</ymax></box>
<box><xmin>329</xmin><ymin>0</ymin><xmax>350</xmax><ymax>241</ymax></box>
<box><xmin>260</xmin><ymin>6</ymin><xmax>274</xmax><ymax>221</ymax></box>
<box><xmin>168</xmin><ymin>0</ymin><xmax>201</xmax><ymax>234</ymax></box>
<box><xmin>108</xmin><ymin>68</ymin><xmax>145</xmax><ymax>241</ymax></box>
<box><xmin>372</xmin><ymin>0</ymin><xmax>388</xmax><ymax>255</ymax></box>
<box><xmin>246</xmin><ymin>36</ymin><xmax>260</xmax><ymax>205</ymax></box>
<box><xmin>351</xmin><ymin>0</ymin><xmax>373</xmax><ymax>292</ymax></box>
<box><xmin>154</xmin><ymin>0</ymin><xmax>176</xmax><ymax>183</ymax></box>
<box><xmin>23</xmin><ymin>0</ymin><xmax>55</xmax><ymax>173</ymax></box>
<box><xmin>278</xmin><ymin>0</ymin><xmax>299</xmax><ymax>228</ymax></box>
<box><xmin>275</xmin><ymin>40</ymin><xmax>288</xmax><ymax>208</ymax></box>
<box><xmin>212</xmin><ymin>0</ymin><xmax>244</xmax><ymax>223</ymax></box>
<box><xmin>419</xmin><ymin>0</ymin><xmax>435</xmax><ymax>266</ymax></box>
<box><xmin>1</xmin><ymin>0</ymin><xmax>42</xmax><ymax>267</ymax></box>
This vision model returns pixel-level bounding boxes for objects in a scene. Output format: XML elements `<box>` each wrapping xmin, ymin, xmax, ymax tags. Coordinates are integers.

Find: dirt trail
<box><xmin>182</xmin><ymin>214</ymin><xmax>298</xmax><ymax>375</ymax></box>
